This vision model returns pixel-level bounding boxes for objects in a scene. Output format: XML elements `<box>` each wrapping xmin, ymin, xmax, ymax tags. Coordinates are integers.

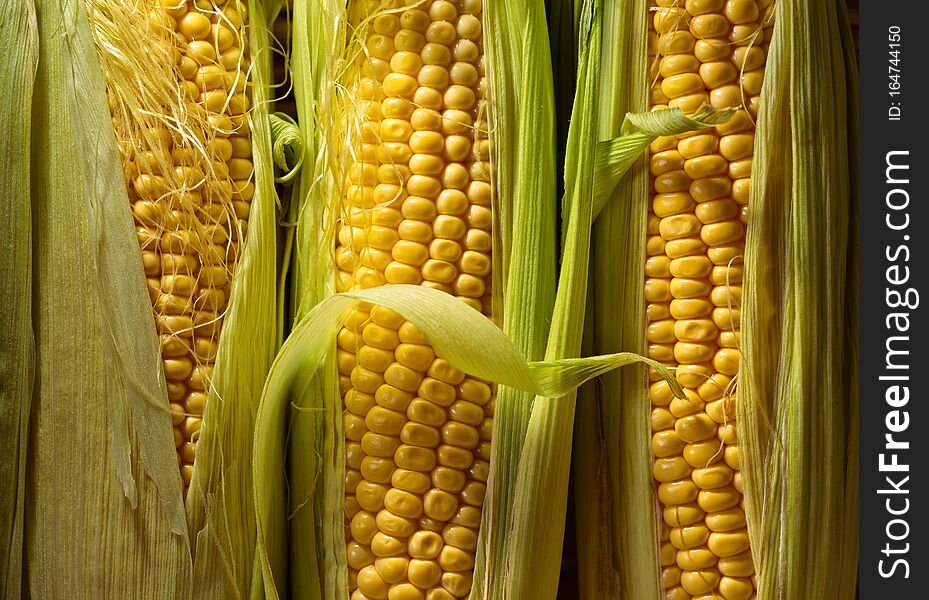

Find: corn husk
<box><xmin>0</xmin><ymin>2</ymin><xmax>37</xmax><ymax>598</ymax></box>
<box><xmin>271</xmin><ymin>1</ymin><xmax>346</xmax><ymax>597</ymax></box>
<box><xmin>550</xmin><ymin>2</ymin><xmax>620</xmax><ymax>597</ymax></box>
<box><xmin>573</xmin><ymin>0</ymin><xmax>655</xmax><ymax>596</ymax></box>
<box><xmin>269</xmin><ymin>113</ymin><xmax>305</xmax><ymax>186</ymax></box>
<box><xmin>573</xmin><ymin>310</ymin><xmax>620</xmax><ymax>600</ymax></box>
<box><xmin>471</xmin><ymin>1</ymin><xmax>559</xmax><ymax>596</ymax></box>
<box><xmin>739</xmin><ymin>1</ymin><xmax>858</xmax><ymax>597</ymax></box>
<box><xmin>26</xmin><ymin>0</ymin><xmax>191</xmax><ymax>596</ymax></box>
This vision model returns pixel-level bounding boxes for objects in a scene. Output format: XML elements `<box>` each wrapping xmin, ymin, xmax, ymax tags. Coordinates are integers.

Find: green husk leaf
<box><xmin>270</xmin><ymin>112</ymin><xmax>305</xmax><ymax>184</ymax></box>
<box><xmin>470</xmin><ymin>0</ymin><xmax>559</xmax><ymax>596</ymax></box>
<box><xmin>269</xmin><ymin>286</ymin><xmax>675</xmax><ymax>406</ymax></box>
<box><xmin>0</xmin><ymin>1</ymin><xmax>37</xmax><ymax>597</ymax></box>
<box><xmin>185</xmin><ymin>1</ymin><xmax>282</xmax><ymax>598</ymax></box>
<box><xmin>531</xmin><ymin>354</ymin><xmax>682</xmax><ymax>399</ymax></box>
<box><xmin>622</xmin><ymin>103</ymin><xmax>732</xmax><ymax>135</ymax></box>
<box><xmin>489</xmin><ymin>1</ymin><xmax>604</xmax><ymax>594</ymax></box>
<box><xmin>287</xmin><ymin>0</ymin><xmax>342</xmax><ymax>327</ymax></box>
<box><xmin>27</xmin><ymin>0</ymin><xmax>191</xmax><ymax>596</ymax></box>
<box><xmin>583</xmin><ymin>1</ymin><xmax>655</xmax><ymax>596</ymax></box>
<box><xmin>739</xmin><ymin>1</ymin><xmax>858</xmax><ymax>598</ymax></box>
<box><xmin>281</xmin><ymin>0</ymin><xmax>346</xmax><ymax>597</ymax></box>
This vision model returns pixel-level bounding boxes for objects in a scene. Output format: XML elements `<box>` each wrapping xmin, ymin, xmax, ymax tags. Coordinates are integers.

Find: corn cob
<box><xmin>644</xmin><ymin>1</ymin><xmax>772</xmax><ymax>598</ymax></box>
<box><xmin>335</xmin><ymin>2</ymin><xmax>493</xmax><ymax>598</ymax></box>
<box><xmin>109</xmin><ymin>0</ymin><xmax>254</xmax><ymax>487</ymax></box>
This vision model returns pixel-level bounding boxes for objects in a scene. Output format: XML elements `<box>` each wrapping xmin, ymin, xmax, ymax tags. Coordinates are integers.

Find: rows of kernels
<box><xmin>336</xmin><ymin>0</ymin><xmax>492</xmax><ymax>316</ymax></box>
<box><xmin>647</xmin><ymin>0</ymin><xmax>771</xmax><ymax>598</ymax></box>
<box><xmin>339</xmin><ymin>306</ymin><xmax>493</xmax><ymax>600</ymax></box>
<box><xmin>338</xmin><ymin>3</ymin><xmax>491</xmax><ymax>599</ymax></box>
<box><xmin>128</xmin><ymin>0</ymin><xmax>254</xmax><ymax>486</ymax></box>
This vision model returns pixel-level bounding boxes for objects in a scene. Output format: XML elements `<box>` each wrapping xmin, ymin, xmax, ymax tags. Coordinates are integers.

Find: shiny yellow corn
<box><xmin>335</xmin><ymin>2</ymin><xmax>493</xmax><ymax>598</ymax></box>
<box><xmin>111</xmin><ymin>0</ymin><xmax>254</xmax><ymax>487</ymax></box>
<box><xmin>645</xmin><ymin>1</ymin><xmax>772</xmax><ymax>598</ymax></box>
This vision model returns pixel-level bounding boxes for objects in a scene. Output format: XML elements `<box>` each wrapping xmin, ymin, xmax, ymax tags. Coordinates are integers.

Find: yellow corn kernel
<box><xmin>717</xmin><ymin>550</ymin><xmax>755</xmax><ymax>577</ymax></box>
<box><xmin>383</xmin><ymin>488</ymin><xmax>423</xmax><ymax>519</ymax></box>
<box><xmin>654</xmin><ymin>457</ymin><xmax>693</xmax><ymax>483</ymax></box>
<box><xmin>671</xmin><ymin>524</ymin><xmax>711</xmax><ymax>550</ymax></box>
<box><xmin>658</xmin><ymin>480</ymin><xmax>700</xmax><ymax>506</ymax></box>
<box><xmin>438</xmin><ymin>546</ymin><xmax>474</xmax><ymax>572</ymax></box>
<box><xmin>375</xmin><ymin>557</ymin><xmax>409</xmax><ymax>585</ymax></box>
<box><xmin>677</xmin><ymin>543</ymin><xmax>717</xmax><ymax>569</ymax></box>
<box><xmin>680</xmin><ymin>568</ymin><xmax>722</xmax><ymax>595</ymax></box>
<box><xmin>357</xmin><ymin>565</ymin><xmax>390</xmax><ymax>599</ymax></box>
<box><xmin>706</xmin><ymin>507</ymin><xmax>747</xmax><ymax>533</ymax></box>
<box><xmin>707</xmin><ymin>529</ymin><xmax>752</xmax><ymax>557</ymax></box>
<box><xmin>697</xmin><ymin>485</ymin><xmax>742</xmax><ymax>513</ymax></box>
<box><xmin>371</xmin><ymin>532</ymin><xmax>406</xmax><ymax>557</ymax></box>
<box><xmin>388</xmin><ymin>584</ymin><xmax>423</xmax><ymax>600</ymax></box>
<box><xmin>653</xmin><ymin>430</ymin><xmax>686</xmax><ymax>458</ymax></box>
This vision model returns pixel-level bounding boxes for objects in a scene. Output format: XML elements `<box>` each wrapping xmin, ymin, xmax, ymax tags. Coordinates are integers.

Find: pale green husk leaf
<box><xmin>270</xmin><ymin>112</ymin><xmax>305</xmax><ymax>184</ymax></box>
<box><xmin>469</xmin><ymin>0</ymin><xmax>559</xmax><ymax>597</ymax></box>
<box><xmin>280</xmin><ymin>0</ymin><xmax>346</xmax><ymax>597</ymax></box>
<box><xmin>739</xmin><ymin>1</ymin><xmax>858</xmax><ymax>598</ymax></box>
